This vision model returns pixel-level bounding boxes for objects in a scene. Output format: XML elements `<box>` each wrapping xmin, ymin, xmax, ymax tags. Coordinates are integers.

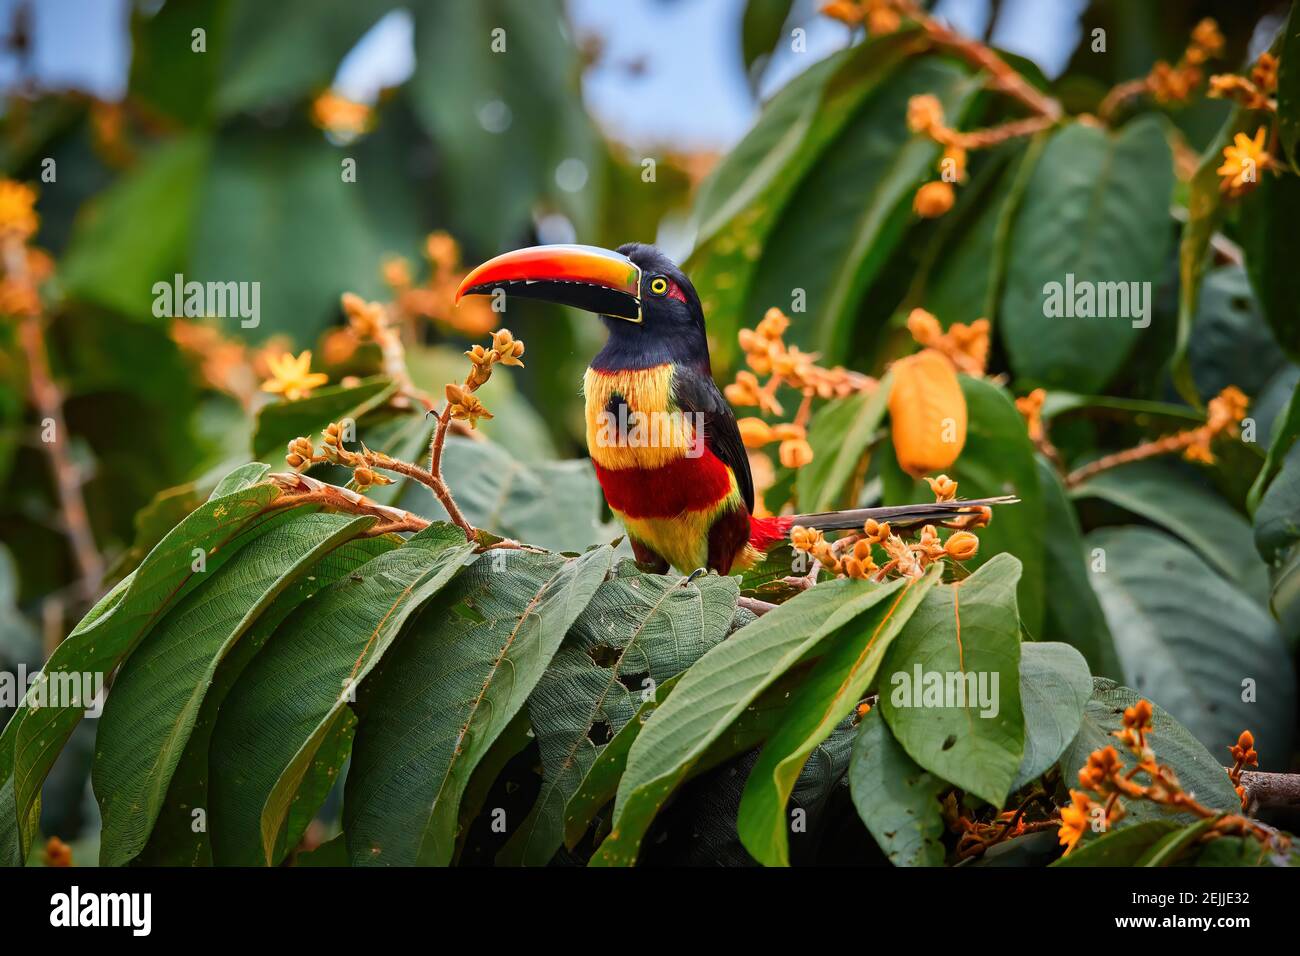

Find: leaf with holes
<box><xmin>499</xmin><ymin>564</ymin><xmax>737</xmax><ymax>865</ymax></box>
<box><xmin>879</xmin><ymin>554</ymin><xmax>1025</xmax><ymax>807</ymax></box>
<box><xmin>848</xmin><ymin>706</ymin><xmax>947</xmax><ymax>867</ymax></box>
<box><xmin>344</xmin><ymin>546</ymin><xmax>614</xmax><ymax>866</ymax></box>
<box><xmin>591</xmin><ymin>575</ymin><xmax>913</xmax><ymax>866</ymax></box>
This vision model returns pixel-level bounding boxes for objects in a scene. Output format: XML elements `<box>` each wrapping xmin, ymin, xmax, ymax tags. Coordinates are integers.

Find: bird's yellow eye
<box><xmin>649</xmin><ymin>276</ymin><xmax>669</xmax><ymax>296</ymax></box>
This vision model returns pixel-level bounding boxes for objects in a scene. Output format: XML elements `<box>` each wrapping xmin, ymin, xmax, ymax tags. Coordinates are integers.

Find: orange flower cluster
<box><xmin>1227</xmin><ymin>730</ymin><xmax>1259</xmax><ymax>810</ymax></box>
<box><xmin>1209</xmin><ymin>50</ymin><xmax>1278</xmax><ymax>114</ymax></box>
<box><xmin>726</xmin><ymin>307</ymin><xmax>874</xmax><ymax>488</ymax></box>
<box><xmin>905</xmin><ymin>308</ymin><xmax>988</xmax><ymax>377</ymax></box>
<box><xmin>1065</xmin><ymin>385</ymin><xmax>1249</xmax><ymax>486</ymax></box>
<box><xmin>905</xmin><ymin>95</ymin><xmax>965</xmax><ymax>218</ymax></box>
<box><xmin>384</xmin><ymin>231</ymin><xmax>497</xmax><ymax>337</ymax></box>
<box><xmin>1146</xmin><ymin>18</ymin><xmax>1224</xmax><ymax>104</ymax></box>
<box><xmin>1058</xmin><ymin>700</ymin><xmax>1283</xmax><ymax>859</ymax></box>
<box><xmin>42</xmin><ymin>835</ymin><xmax>73</xmax><ymax>867</ymax></box>
<box><xmin>821</xmin><ymin>0</ymin><xmax>902</xmax><ymax>34</ymax></box>
<box><xmin>789</xmin><ymin>474</ymin><xmax>988</xmax><ymax>582</ymax></box>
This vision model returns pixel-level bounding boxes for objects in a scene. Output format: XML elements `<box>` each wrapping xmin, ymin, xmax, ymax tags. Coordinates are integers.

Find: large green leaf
<box><xmin>1085</xmin><ymin>527</ymin><xmax>1294</xmax><ymax>760</ymax></box>
<box><xmin>1011</xmin><ymin>642</ymin><xmax>1092</xmax><ymax>791</ymax></box>
<box><xmin>737</xmin><ymin>566</ymin><xmax>938</xmax><ymax>865</ymax></box>
<box><xmin>880</xmin><ymin>375</ymin><xmax>1046</xmax><ymax>639</ymax></box>
<box><xmin>797</xmin><ymin>372</ymin><xmax>891</xmax><ymax>513</ymax></box>
<box><xmin>252</xmin><ymin>376</ymin><xmax>399</xmax><ymax>459</ymax></box>
<box><xmin>1059</xmin><ymin>679</ymin><xmax>1244</xmax><ymax>826</ymax></box>
<box><xmin>999</xmin><ymin>116</ymin><xmax>1174</xmax><ymax>392</ymax></box>
<box><xmin>208</xmin><ymin>524</ymin><xmax>476</xmax><ymax>864</ymax></box>
<box><xmin>93</xmin><ymin>511</ymin><xmax>375</xmax><ymax>865</ymax></box>
<box><xmin>906</xmin><ymin>136</ymin><xmax>1042</xmax><ymax>327</ymax></box>
<box><xmin>1239</xmin><ymin>165</ymin><xmax>1300</xmax><ymax>364</ymax></box>
<box><xmin>190</xmin><ymin>130</ymin><xmax>397</xmax><ymax>344</ymax></box>
<box><xmin>741</xmin><ymin>59</ymin><xmax>981</xmax><ymax>363</ymax></box>
<box><xmin>134</xmin><ymin>534</ymin><xmax>398</xmax><ymax>866</ymax></box>
<box><xmin>1074</xmin><ymin>460</ymin><xmax>1269</xmax><ymax>604</ymax></box>
<box><xmin>1279</xmin><ymin>0</ymin><xmax>1300</xmax><ymax>171</ymax></box>
<box><xmin>1052</xmin><ymin>819</ymin><xmax>1180</xmax><ymax>867</ymax></box>
<box><xmin>848</xmin><ymin>707</ymin><xmax>946</xmax><ymax>867</ymax></box>
<box><xmin>500</xmin><ymin>565</ymin><xmax>737</xmax><ymax>866</ymax></box>
<box><xmin>591</xmin><ymin>576</ymin><xmax>913</xmax><ymax>866</ymax></box>
<box><xmin>687</xmin><ymin>31</ymin><xmax>918</xmax><ymax>367</ymax></box>
<box><xmin>1</xmin><ymin>465</ymin><xmax>287</xmax><ymax>859</ymax></box>
<box><xmin>879</xmin><ymin>554</ymin><xmax>1025</xmax><ymax>807</ymax></box>
<box><xmin>1255</xmin><ymin>442</ymin><xmax>1300</xmax><ymax>563</ymax></box>
<box><xmin>1037</xmin><ymin>459</ymin><xmax>1119</xmax><ymax>678</ymax></box>
<box><xmin>344</xmin><ymin>546</ymin><xmax>614</xmax><ymax>866</ymax></box>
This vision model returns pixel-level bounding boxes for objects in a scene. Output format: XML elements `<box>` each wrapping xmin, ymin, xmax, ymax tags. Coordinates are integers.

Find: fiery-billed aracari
<box><xmin>456</xmin><ymin>242</ymin><xmax>1014</xmax><ymax>575</ymax></box>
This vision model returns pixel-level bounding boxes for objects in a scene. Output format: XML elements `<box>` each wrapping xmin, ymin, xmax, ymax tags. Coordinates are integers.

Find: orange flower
<box><xmin>1217</xmin><ymin>127</ymin><xmax>1270</xmax><ymax>198</ymax></box>
<box><xmin>943</xmin><ymin>530</ymin><xmax>979</xmax><ymax>561</ymax></box>
<box><xmin>738</xmin><ymin>417</ymin><xmax>774</xmax><ymax>448</ymax></box>
<box><xmin>43</xmin><ymin>836</ymin><xmax>73</xmax><ymax>867</ymax></box>
<box><xmin>261</xmin><ymin>350</ymin><xmax>329</xmax><ymax>401</ymax></box>
<box><xmin>779</xmin><ymin>437</ymin><xmax>814</xmax><ymax>469</ymax></box>
<box><xmin>311</xmin><ymin>90</ymin><xmax>373</xmax><ymax>137</ymax></box>
<box><xmin>913</xmin><ymin>181</ymin><xmax>955</xmax><ymax>218</ymax></box>
<box><xmin>0</xmin><ymin>180</ymin><xmax>38</xmax><ymax>240</ymax></box>
<box><xmin>907</xmin><ymin>95</ymin><xmax>944</xmax><ymax>135</ymax></box>
<box><xmin>1057</xmin><ymin>790</ymin><xmax>1093</xmax><ymax>853</ymax></box>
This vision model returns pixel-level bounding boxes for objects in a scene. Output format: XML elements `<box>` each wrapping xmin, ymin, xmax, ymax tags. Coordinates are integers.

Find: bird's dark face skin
<box><xmin>455</xmin><ymin>242</ymin><xmax>711</xmax><ymax>374</ymax></box>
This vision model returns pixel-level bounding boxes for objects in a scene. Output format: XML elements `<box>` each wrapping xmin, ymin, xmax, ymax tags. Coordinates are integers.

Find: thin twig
<box><xmin>3</xmin><ymin>236</ymin><xmax>103</xmax><ymax>603</ymax></box>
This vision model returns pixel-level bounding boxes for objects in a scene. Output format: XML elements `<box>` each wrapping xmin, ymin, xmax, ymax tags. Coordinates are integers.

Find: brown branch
<box><xmin>1239</xmin><ymin>771</ymin><xmax>1300</xmax><ymax>814</ymax></box>
<box><xmin>426</xmin><ymin>402</ymin><xmax>473</xmax><ymax>539</ymax></box>
<box><xmin>737</xmin><ymin>595</ymin><xmax>778</xmax><ymax>617</ymax></box>
<box><xmin>268</xmin><ymin>472</ymin><xmax>430</xmax><ymax>535</ymax></box>
<box><xmin>3</xmin><ymin>236</ymin><xmax>103</xmax><ymax>603</ymax></box>
<box><xmin>898</xmin><ymin>0</ymin><xmax>1061</xmax><ymax>120</ymax></box>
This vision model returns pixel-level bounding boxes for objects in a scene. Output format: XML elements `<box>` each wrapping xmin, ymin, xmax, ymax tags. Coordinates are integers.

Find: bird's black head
<box><xmin>455</xmin><ymin>242</ymin><xmax>711</xmax><ymax>372</ymax></box>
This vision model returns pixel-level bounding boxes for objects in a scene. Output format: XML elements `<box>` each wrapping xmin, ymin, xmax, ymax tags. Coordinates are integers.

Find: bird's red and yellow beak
<box><xmin>455</xmin><ymin>244</ymin><xmax>642</xmax><ymax>322</ymax></box>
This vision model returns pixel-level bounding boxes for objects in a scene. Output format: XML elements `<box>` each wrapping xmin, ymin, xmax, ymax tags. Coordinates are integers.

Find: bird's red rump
<box><xmin>594</xmin><ymin>449</ymin><xmax>733</xmax><ymax>517</ymax></box>
<box><xmin>747</xmin><ymin>515</ymin><xmax>792</xmax><ymax>552</ymax></box>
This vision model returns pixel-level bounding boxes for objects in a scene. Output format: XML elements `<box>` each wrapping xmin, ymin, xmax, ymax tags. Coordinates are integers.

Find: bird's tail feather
<box><xmin>747</xmin><ymin>496</ymin><xmax>1019</xmax><ymax>551</ymax></box>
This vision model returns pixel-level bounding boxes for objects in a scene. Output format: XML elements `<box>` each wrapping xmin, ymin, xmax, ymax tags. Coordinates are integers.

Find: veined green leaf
<box><xmin>2</xmin><ymin>465</ymin><xmax>287</xmax><ymax>858</ymax></box>
<box><xmin>208</xmin><ymin>523</ymin><xmax>476</xmax><ymax>865</ymax></box>
<box><xmin>500</xmin><ymin>565</ymin><xmax>737</xmax><ymax>866</ymax></box>
<box><xmin>848</xmin><ymin>707</ymin><xmax>946</xmax><ymax>867</ymax></box>
<box><xmin>1011</xmin><ymin>642</ymin><xmax>1092</xmax><ymax>791</ymax></box>
<box><xmin>880</xmin><ymin>554</ymin><xmax>1025</xmax><ymax>807</ymax></box>
<box><xmin>134</xmin><ymin>534</ymin><xmax>398</xmax><ymax>866</ymax></box>
<box><xmin>1037</xmin><ymin>459</ymin><xmax>1119</xmax><ymax>678</ymax></box>
<box><xmin>344</xmin><ymin>546</ymin><xmax>614</xmax><ymax>866</ymax></box>
<box><xmin>252</xmin><ymin>376</ymin><xmax>398</xmax><ymax>459</ymax></box>
<box><xmin>592</xmin><ymin>576</ymin><xmax>912</xmax><ymax>866</ymax></box>
<box><xmin>999</xmin><ymin>117</ymin><xmax>1174</xmax><ymax>393</ymax></box>
<box><xmin>1058</xmin><ymin>679</ymin><xmax>1241</xmax><ymax>825</ymax></box>
<box><xmin>1073</xmin><ymin>460</ymin><xmax>1269</xmax><ymax>604</ymax></box>
<box><xmin>93</xmin><ymin>512</ymin><xmax>376</xmax><ymax>866</ymax></box>
<box><xmin>1053</xmin><ymin>819</ymin><xmax>1180</xmax><ymax>867</ymax></box>
<box><xmin>1085</xmin><ymin>527</ymin><xmax>1294</xmax><ymax>758</ymax></box>
<box><xmin>738</xmin><ymin>566</ymin><xmax>937</xmax><ymax>865</ymax></box>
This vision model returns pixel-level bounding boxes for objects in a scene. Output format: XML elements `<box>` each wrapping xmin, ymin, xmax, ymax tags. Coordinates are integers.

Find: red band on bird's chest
<box><xmin>594</xmin><ymin>449</ymin><xmax>733</xmax><ymax>517</ymax></box>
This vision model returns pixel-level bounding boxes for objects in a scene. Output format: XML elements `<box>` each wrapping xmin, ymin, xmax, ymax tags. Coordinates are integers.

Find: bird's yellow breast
<box><xmin>582</xmin><ymin>364</ymin><xmax>699</xmax><ymax>470</ymax></box>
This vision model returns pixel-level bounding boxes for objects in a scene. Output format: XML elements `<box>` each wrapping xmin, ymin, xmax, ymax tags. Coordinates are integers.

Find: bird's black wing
<box><xmin>672</xmin><ymin>365</ymin><xmax>754</xmax><ymax>513</ymax></box>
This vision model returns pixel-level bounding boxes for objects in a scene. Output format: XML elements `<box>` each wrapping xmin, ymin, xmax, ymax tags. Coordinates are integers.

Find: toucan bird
<box><xmin>456</xmin><ymin>242</ymin><xmax>1015</xmax><ymax>575</ymax></box>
